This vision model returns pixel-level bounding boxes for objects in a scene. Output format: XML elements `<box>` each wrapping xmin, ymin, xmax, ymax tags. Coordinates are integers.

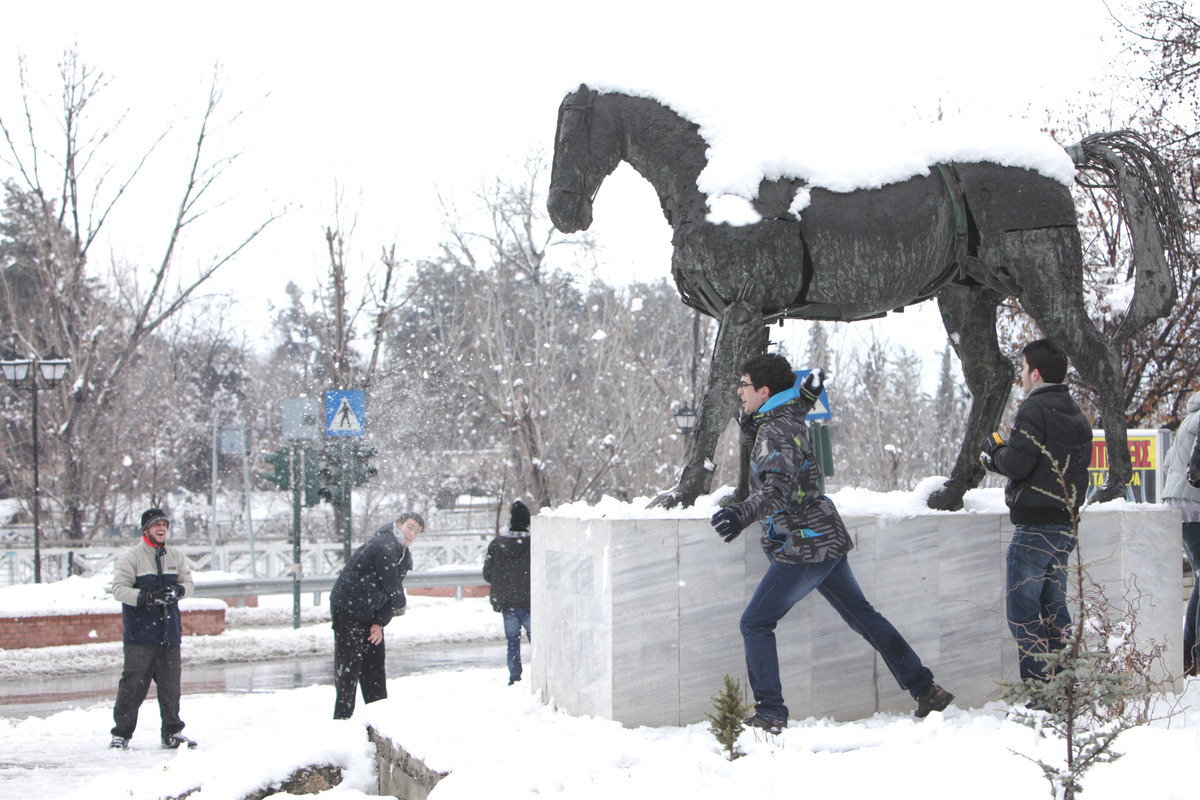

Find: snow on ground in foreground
<box><xmin>3</xmin><ymin>665</ymin><xmax>1199</xmax><ymax>800</ymax></box>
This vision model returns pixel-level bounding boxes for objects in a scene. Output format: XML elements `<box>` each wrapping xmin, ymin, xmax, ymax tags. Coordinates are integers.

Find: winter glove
<box><xmin>711</xmin><ymin>508</ymin><xmax>745</xmax><ymax>543</ymax></box>
<box><xmin>150</xmin><ymin>585</ymin><xmax>184</xmax><ymax>606</ymax></box>
<box><xmin>979</xmin><ymin>432</ymin><xmax>1004</xmax><ymax>472</ymax></box>
<box><xmin>800</xmin><ymin>368</ymin><xmax>826</xmax><ymax>403</ymax></box>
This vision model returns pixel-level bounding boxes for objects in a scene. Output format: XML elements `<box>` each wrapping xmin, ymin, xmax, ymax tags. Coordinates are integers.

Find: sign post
<box><xmin>325</xmin><ymin>391</ymin><xmax>366</xmax><ymax>562</ymax></box>
<box><xmin>282</xmin><ymin>398</ymin><xmax>320</xmax><ymax>629</ymax></box>
<box><xmin>219</xmin><ymin>424</ymin><xmax>255</xmax><ymax>576</ymax></box>
<box><xmin>797</xmin><ymin>369</ymin><xmax>834</xmax><ymax>493</ymax></box>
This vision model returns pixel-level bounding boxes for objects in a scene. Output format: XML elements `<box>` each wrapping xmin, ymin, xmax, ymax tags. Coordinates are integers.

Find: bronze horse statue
<box><xmin>548</xmin><ymin>84</ymin><xmax>1185</xmax><ymax>510</ymax></box>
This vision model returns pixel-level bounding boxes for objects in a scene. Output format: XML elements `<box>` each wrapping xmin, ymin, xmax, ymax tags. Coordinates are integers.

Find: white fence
<box><xmin>0</xmin><ymin>534</ymin><xmax>490</xmax><ymax>588</ymax></box>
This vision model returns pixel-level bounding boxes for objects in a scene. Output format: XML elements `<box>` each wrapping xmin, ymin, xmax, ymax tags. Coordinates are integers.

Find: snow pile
<box><xmin>542</xmin><ymin>481</ymin><xmax>1155</xmax><ymax>522</ymax></box>
<box><xmin>579</xmin><ymin>79</ymin><xmax>1077</xmax><ymax>226</ymax></box>
<box><xmin>4</xmin><ymin>666</ymin><xmax>1195</xmax><ymax>800</ymax></box>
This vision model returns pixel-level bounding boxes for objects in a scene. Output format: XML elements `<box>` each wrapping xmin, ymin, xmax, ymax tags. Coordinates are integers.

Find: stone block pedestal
<box><xmin>530</xmin><ymin>508</ymin><xmax>1180</xmax><ymax>727</ymax></box>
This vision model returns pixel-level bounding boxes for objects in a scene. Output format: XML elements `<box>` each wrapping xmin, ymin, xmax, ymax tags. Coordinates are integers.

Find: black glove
<box><xmin>150</xmin><ymin>585</ymin><xmax>184</xmax><ymax>606</ymax></box>
<box><xmin>979</xmin><ymin>432</ymin><xmax>1004</xmax><ymax>472</ymax></box>
<box><xmin>800</xmin><ymin>368</ymin><xmax>826</xmax><ymax>402</ymax></box>
<box><xmin>711</xmin><ymin>508</ymin><xmax>745</xmax><ymax>543</ymax></box>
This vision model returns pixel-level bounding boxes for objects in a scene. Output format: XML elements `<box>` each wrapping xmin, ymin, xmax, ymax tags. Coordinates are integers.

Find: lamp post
<box><xmin>1</xmin><ymin>352</ymin><xmax>71</xmax><ymax>583</ymax></box>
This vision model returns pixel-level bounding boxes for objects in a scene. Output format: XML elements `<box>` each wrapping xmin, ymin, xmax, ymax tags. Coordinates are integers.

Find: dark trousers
<box><xmin>332</xmin><ymin>609</ymin><xmax>387</xmax><ymax>719</ymax></box>
<box><xmin>740</xmin><ymin>554</ymin><xmax>933</xmax><ymax>721</ymax></box>
<box><xmin>111</xmin><ymin>643</ymin><xmax>184</xmax><ymax>740</ymax></box>
<box><xmin>1006</xmin><ymin>524</ymin><xmax>1076</xmax><ymax>681</ymax></box>
<box><xmin>1183</xmin><ymin>522</ymin><xmax>1200</xmax><ymax>670</ymax></box>
<box><xmin>501</xmin><ymin>608</ymin><xmax>531</xmax><ymax>683</ymax></box>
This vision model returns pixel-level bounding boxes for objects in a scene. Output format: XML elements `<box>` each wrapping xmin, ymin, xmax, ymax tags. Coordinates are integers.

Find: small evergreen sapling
<box><xmin>707</xmin><ymin>673</ymin><xmax>753</xmax><ymax>760</ymax></box>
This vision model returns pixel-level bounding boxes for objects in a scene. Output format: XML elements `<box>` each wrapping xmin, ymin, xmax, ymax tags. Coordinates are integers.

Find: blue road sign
<box><xmin>325</xmin><ymin>390</ymin><xmax>366</xmax><ymax>437</ymax></box>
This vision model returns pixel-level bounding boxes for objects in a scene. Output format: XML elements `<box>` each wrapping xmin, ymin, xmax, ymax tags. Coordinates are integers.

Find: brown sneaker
<box><xmin>914</xmin><ymin>683</ymin><xmax>954</xmax><ymax>718</ymax></box>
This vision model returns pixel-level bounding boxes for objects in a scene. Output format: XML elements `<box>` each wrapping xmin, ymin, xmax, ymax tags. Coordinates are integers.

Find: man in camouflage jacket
<box><xmin>711</xmin><ymin>353</ymin><xmax>952</xmax><ymax>732</ymax></box>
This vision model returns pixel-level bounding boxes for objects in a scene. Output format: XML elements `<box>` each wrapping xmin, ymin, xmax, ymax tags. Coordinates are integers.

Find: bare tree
<box><xmin>0</xmin><ymin>48</ymin><xmax>283</xmax><ymax>538</ymax></box>
<box><xmin>381</xmin><ymin>156</ymin><xmax>706</xmax><ymax>508</ymax></box>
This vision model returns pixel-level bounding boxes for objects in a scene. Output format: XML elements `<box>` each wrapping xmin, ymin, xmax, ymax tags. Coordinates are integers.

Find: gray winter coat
<box><xmin>725</xmin><ymin>385</ymin><xmax>852</xmax><ymax>565</ymax></box>
<box><xmin>111</xmin><ymin>539</ymin><xmax>194</xmax><ymax>646</ymax></box>
<box><xmin>1164</xmin><ymin>391</ymin><xmax>1200</xmax><ymax>503</ymax></box>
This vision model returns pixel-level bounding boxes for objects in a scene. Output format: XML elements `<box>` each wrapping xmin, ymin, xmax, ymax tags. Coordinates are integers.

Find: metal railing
<box><xmin>193</xmin><ymin>569</ymin><xmax>485</xmax><ymax>604</ymax></box>
<box><xmin>0</xmin><ymin>537</ymin><xmax>490</xmax><ymax>587</ymax></box>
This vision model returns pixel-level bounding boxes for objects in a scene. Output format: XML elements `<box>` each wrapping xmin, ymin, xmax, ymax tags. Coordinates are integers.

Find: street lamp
<box><xmin>1</xmin><ymin>351</ymin><xmax>71</xmax><ymax>583</ymax></box>
<box><xmin>673</xmin><ymin>405</ymin><xmax>698</xmax><ymax>435</ymax></box>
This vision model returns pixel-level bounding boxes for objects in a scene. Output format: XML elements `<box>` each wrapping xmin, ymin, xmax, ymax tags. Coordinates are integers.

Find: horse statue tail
<box><xmin>1066</xmin><ymin>130</ymin><xmax>1187</xmax><ymax>342</ymax></box>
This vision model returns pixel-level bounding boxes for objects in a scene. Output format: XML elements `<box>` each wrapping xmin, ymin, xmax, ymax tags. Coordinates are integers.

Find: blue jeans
<box><xmin>1183</xmin><ymin>522</ymin><xmax>1200</xmax><ymax>670</ymax></box>
<box><xmin>740</xmin><ymin>554</ymin><xmax>934</xmax><ymax>721</ymax></box>
<box><xmin>502</xmin><ymin>608</ymin><xmax>531</xmax><ymax>683</ymax></box>
<box><xmin>1006</xmin><ymin>524</ymin><xmax>1076</xmax><ymax>681</ymax></box>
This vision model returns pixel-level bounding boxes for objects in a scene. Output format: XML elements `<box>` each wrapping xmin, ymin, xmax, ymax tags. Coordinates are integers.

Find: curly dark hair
<box><xmin>740</xmin><ymin>353</ymin><xmax>796</xmax><ymax>397</ymax></box>
<box><xmin>1022</xmin><ymin>338</ymin><xmax>1070</xmax><ymax>384</ymax></box>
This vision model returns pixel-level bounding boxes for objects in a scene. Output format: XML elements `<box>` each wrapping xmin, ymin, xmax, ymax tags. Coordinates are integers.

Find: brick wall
<box><xmin>0</xmin><ymin>608</ymin><xmax>226</xmax><ymax>650</ymax></box>
<box><xmin>408</xmin><ymin>585</ymin><xmax>490</xmax><ymax>599</ymax></box>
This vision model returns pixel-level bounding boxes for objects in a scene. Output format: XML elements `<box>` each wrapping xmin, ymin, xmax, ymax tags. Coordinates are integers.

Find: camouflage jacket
<box><xmin>727</xmin><ymin>386</ymin><xmax>853</xmax><ymax>565</ymax></box>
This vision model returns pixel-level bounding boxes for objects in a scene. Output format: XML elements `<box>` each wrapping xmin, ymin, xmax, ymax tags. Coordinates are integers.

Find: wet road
<box><xmin>0</xmin><ymin>640</ymin><xmax>505</xmax><ymax>719</ymax></box>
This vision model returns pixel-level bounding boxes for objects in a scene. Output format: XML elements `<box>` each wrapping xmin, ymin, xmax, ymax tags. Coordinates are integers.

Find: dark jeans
<box><xmin>740</xmin><ymin>554</ymin><xmax>934</xmax><ymax>721</ymax></box>
<box><xmin>501</xmin><ymin>608</ymin><xmax>531</xmax><ymax>683</ymax></box>
<box><xmin>111</xmin><ymin>643</ymin><xmax>184</xmax><ymax>740</ymax></box>
<box><xmin>1006</xmin><ymin>524</ymin><xmax>1076</xmax><ymax>681</ymax></box>
<box><xmin>332</xmin><ymin>609</ymin><xmax>388</xmax><ymax>719</ymax></box>
<box><xmin>1183</xmin><ymin>522</ymin><xmax>1200</xmax><ymax>670</ymax></box>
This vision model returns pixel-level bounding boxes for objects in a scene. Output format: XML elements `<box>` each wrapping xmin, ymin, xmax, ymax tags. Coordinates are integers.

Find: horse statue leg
<box><xmin>650</xmin><ymin>299</ymin><xmax>767</xmax><ymax>509</ymax></box>
<box><xmin>986</xmin><ymin>225</ymin><xmax>1132</xmax><ymax>503</ymax></box>
<box><xmin>927</xmin><ymin>283</ymin><xmax>1014</xmax><ymax>511</ymax></box>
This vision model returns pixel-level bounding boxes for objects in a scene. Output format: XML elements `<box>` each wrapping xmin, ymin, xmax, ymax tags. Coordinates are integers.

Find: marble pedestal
<box><xmin>529</xmin><ymin>508</ymin><xmax>1181</xmax><ymax>727</ymax></box>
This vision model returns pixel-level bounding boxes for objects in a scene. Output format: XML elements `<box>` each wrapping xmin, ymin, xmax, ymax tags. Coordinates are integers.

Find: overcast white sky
<box><xmin>1</xmin><ymin>0</ymin><xmax>1140</xmax><ymax>364</ymax></box>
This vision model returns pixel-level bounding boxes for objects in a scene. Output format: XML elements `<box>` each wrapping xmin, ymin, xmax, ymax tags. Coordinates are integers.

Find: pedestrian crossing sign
<box><xmin>325</xmin><ymin>390</ymin><xmax>366</xmax><ymax>437</ymax></box>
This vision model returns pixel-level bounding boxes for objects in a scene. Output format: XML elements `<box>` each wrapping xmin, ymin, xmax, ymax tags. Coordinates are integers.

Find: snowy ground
<box><xmin>2</xmin><ymin>591</ymin><xmax>1198</xmax><ymax>800</ymax></box>
<box><xmin>2</xmin><ymin>486</ymin><xmax>1197</xmax><ymax>800</ymax></box>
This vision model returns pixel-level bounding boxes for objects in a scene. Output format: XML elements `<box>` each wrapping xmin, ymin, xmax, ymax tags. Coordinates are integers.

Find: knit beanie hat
<box><xmin>140</xmin><ymin>508</ymin><xmax>170</xmax><ymax>531</ymax></box>
<box><xmin>509</xmin><ymin>500</ymin><xmax>531</xmax><ymax>532</ymax></box>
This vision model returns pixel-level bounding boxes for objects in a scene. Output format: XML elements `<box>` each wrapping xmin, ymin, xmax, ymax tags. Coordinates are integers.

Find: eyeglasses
<box><xmin>737</xmin><ymin>381</ymin><xmax>755</xmax><ymax>389</ymax></box>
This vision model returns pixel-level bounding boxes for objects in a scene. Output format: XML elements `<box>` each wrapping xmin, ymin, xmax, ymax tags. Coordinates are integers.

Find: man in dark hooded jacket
<box><xmin>979</xmin><ymin>337</ymin><xmax>1092</xmax><ymax>682</ymax></box>
<box><xmin>329</xmin><ymin>511</ymin><xmax>423</xmax><ymax>719</ymax></box>
<box><xmin>711</xmin><ymin>353</ymin><xmax>953</xmax><ymax>733</ymax></box>
<box><xmin>483</xmin><ymin>500</ymin><xmax>532</xmax><ymax>685</ymax></box>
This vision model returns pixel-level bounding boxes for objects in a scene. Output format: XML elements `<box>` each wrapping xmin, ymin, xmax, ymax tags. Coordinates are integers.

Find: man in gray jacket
<box><xmin>711</xmin><ymin>353</ymin><xmax>952</xmax><ymax>733</ymax></box>
<box><xmin>329</xmin><ymin>512</ymin><xmax>423</xmax><ymax>719</ymax></box>
<box><xmin>109</xmin><ymin>507</ymin><xmax>195</xmax><ymax>750</ymax></box>
<box><xmin>1163</xmin><ymin>390</ymin><xmax>1200</xmax><ymax>675</ymax></box>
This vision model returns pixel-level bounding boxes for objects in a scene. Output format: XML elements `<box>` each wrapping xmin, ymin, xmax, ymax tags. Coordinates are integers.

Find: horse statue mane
<box><xmin>549</xmin><ymin>84</ymin><xmax>1186</xmax><ymax>510</ymax></box>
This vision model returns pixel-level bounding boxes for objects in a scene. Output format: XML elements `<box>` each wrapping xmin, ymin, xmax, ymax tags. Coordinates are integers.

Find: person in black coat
<box><xmin>980</xmin><ymin>338</ymin><xmax>1092</xmax><ymax>682</ymax></box>
<box><xmin>483</xmin><ymin>501</ymin><xmax>532</xmax><ymax>685</ymax></box>
<box><xmin>329</xmin><ymin>512</ymin><xmax>423</xmax><ymax>719</ymax></box>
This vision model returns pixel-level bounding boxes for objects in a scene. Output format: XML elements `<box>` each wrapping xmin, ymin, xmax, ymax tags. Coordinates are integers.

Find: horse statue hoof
<box><xmin>648</xmin><ymin>488</ymin><xmax>682</xmax><ymax>509</ymax></box>
<box><xmin>1089</xmin><ymin>482</ymin><xmax>1125</xmax><ymax>505</ymax></box>
<box><xmin>927</xmin><ymin>483</ymin><xmax>966</xmax><ymax>512</ymax></box>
